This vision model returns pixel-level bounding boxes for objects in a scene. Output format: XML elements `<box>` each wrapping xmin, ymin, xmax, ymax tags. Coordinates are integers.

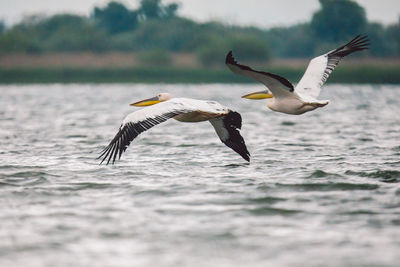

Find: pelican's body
<box><xmin>264</xmin><ymin>94</ymin><xmax>328</xmax><ymax>115</ymax></box>
<box><xmin>99</xmin><ymin>93</ymin><xmax>250</xmax><ymax>164</ymax></box>
<box><xmin>226</xmin><ymin>35</ymin><xmax>369</xmax><ymax>115</ymax></box>
<box><xmin>165</xmin><ymin>98</ymin><xmax>228</xmax><ymax>122</ymax></box>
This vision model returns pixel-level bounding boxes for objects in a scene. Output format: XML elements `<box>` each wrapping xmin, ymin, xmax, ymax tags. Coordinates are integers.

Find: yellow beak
<box><xmin>242</xmin><ymin>90</ymin><xmax>274</xmax><ymax>99</ymax></box>
<box><xmin>130</xmin><ymin>96</ymin><xmax>161</xmax><ymax>106</ymax></box>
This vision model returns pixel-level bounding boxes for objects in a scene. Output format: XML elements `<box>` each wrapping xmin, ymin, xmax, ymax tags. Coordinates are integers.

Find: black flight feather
<box><xmin>225</xmin><ymin>51</ymin><xmax>294</xmax><ymax>91</ymax></box>
<box><xmin>98</xmin><ymin>111</ymin><xmax>183</xmax><ymax>165</ymax></box>
<box><xmin>211</xmin><ymin>111</ymin><xmax>250</xmax><ymax>162</ymax></box>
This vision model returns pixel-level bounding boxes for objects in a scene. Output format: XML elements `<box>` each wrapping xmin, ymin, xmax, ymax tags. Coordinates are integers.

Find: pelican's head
<box><xmin>130</xmin><ymin>93</ymin><xmax>172</xmax><ymax>106</ymax></box>
<box><xmin>241</xmin><ymin>90</ymin><xmax>274</xmax><ymax>100</ymax></box>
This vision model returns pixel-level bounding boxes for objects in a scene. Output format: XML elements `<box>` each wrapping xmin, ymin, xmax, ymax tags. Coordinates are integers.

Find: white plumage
<box><xmin>226</xmin><ymin>35</ymin><xmax>369</xmax><ymax>115</ymax></box>
<box><xmin>99</xmin><ymin>94</ymin><xmax>250</xmax><ymax>164</ymax></box>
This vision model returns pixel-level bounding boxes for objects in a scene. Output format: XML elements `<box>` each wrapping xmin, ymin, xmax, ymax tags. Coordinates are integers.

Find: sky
<box><xmin>1</xmin><ymin>0</ymin><xmax>399</xmax><ymax>28</ymax></box>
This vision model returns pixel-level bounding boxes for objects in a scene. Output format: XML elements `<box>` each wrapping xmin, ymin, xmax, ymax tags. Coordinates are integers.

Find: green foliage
<box><xmin>44</xmin><ymin>24</ymin><xmax>108</xmax><ymax>52</ymax></box>
<box><xmin>39</xmin><ymin>14</ymin><xmax>85</xmax><ymax>37</ymax></box>
<box><xmin>196</xmin><ymin>34</ymin><xmax>230</xmax><ymax>66</ymax></box>
<box><xmin>365</xmin><ymin>23</ymin><xmax>394</xmax><ymax>57</ymax></box>
<box><xmin>228</xmin><ymin>35</ymin><xmax>270</xmax><ymax>61</ymax></box>
<box><xmin>164</xmin><ymin>3</ymin><xmax>179</xmax><ymax>19</ymax></box>
<box><xmin>197</xmin><ymin>45</ymin><xmax>228</xmax><ymax>67</ymax></box>
<box><xmin>127</xmin><ymin>18</ymin><xmax>199</xmax><ymax>51</ymax></box>
<box><xmin>386</xmin><ymin>18</ymin><xmax>400</xmax><ymax>55</ymax></box>
<box><xmin>0</xmin><ymin>0</ymin><xmax>398</xmax><ymax>58</ymax></box>
<box><xmin>93</xmin><ymin>2</ymin><xmax>138</xmax><ymax>34</ymax></box>
<box><xmin>193</xmin><ymin>23</ymin><xmax>271</xmax><ymax>65</ymax></box>
<box><xmin>265</xmin><ymin>24</ymin><xmax>316</xmax><ymax>58</ymax></box>
<box><xmin>0</xmin><ymin>21</ymin><xmax>5</xmax><ymax>34</ymax></box>
<box><xmin>139</xmin><ymin>0</ymin><xmax>161</xmax><ymax>19</ymax></box>
<box><xmin>0</xmin><ymin>23</ymin><xmax>43</xmax><ymax>53</ymax></box>
<box><xmin>138</xmin><ymin>0</ymin><xmax>179</xmax><ymax>20</ymax></box>
<box><xmin>37</xmin><ymin>14</ymin><xmax>109</xmax><ymax>52</ymax></box>
<box><xmin>311</xmin><ymin>0</ymin><xmax>367</xmax><ymax>42</ymax></box>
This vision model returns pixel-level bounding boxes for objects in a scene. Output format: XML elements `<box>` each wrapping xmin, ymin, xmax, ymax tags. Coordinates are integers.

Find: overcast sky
<box><xmin>1</xmin><ymin>0</ymin><xmax>399</xmax><ymax>28</ymax></box>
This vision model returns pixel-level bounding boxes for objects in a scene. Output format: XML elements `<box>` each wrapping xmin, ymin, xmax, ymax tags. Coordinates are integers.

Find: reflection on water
<box><xmin>0</xmin><ymin>84</ymin><xmax>399</xmax><ymax>267</ymax></box>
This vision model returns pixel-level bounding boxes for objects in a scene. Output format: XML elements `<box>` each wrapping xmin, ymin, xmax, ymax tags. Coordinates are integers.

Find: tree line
<box><xmin>0</xmin><ymin>0</ymin><xmax>399</xmax><ymax>65</ymax></box>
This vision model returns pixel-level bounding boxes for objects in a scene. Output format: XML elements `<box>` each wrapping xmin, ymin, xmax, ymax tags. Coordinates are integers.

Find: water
<box><xmin>0</xmin><ymin>83</ymin><xmax>399</xmax><ymax>267</ymax></box>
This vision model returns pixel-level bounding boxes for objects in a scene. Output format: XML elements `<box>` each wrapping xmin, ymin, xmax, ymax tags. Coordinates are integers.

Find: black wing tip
<box><xmin>226</xmin><ymin>111</ymin><xmax>250</xmax><ymax>162</ymax></box>
<box><xmin>97</xmin><ymin>145</ymin><xmax>112</xmax><ymax>165</ymax></box>
<box><xmin>353</xmin><ymin>34</ymin><xmax>368</xmax><ymax>41</ymax></box>
<box><xmin>237</xmin><ymin>146</ymin><xmax>251</xmax><ymax>162</ymax></box>
<box><xmin>98</xmin><ymin>154</ymin><xmax>115</xmax><ymax>165</ymax></box>
<box><xmin>97</xmin><ymin>124</ymin><xmax>129</xmax><ymax>166</ymax></box>
<box><xmin>225</xmin><ymin>51</ymin><xmax>294</xmax><ymax>91</ymax></box>
<box><xmin>225</xmin><ymin>50</ymin><xmax>236</xmax><ymax>65</ymax></box>
<box><xmin>97</xmin><ymin>111</ymin><xmax>186</xmax><ymax>166</ymax></box>
<box><xmin>222</xmin><ymin>111</ymin><xmax>251</xmax><ymax>162</ymax></box>
<box><xmin>350</xmin><ymin>34</ymin><xmax>370</xmax><ymax>49</ymax></box>
<box><xmin>329</xmin><ymin>34</ymin><xmax>370</xmax><ymax>58</ymax></box>
<box><xmin>242</xmin><ymin>151</ymin><xmax>251</xmax><ymax>162</ymax></box>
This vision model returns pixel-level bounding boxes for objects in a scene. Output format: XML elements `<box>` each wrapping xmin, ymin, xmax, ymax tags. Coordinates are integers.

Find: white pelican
<box><xmin>98</xmin><ymin>93</ymin><xmax>250</xmax><ymax>164</ymax></box>
<box><xmin>226</xmin><ymin>35</ymin><xmax>369</xmax><ymax>115</ymax></box>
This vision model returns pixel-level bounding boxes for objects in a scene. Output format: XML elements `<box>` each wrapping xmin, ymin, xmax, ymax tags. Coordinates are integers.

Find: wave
<box><xmin>248</xmin><ymin>206</ymin><xmax>300</xmax><ymax>216</ymax></box>
<box><xmin>345</xmin><ymin>170</ymin><xmax>400</xmax><ymax>183</ymax></box>
<box><xmin>275</xmin><ymin>182</ymin><xmax>379</xmax><ymax>191</ymax></box>
<box><xmin>307</xmin><ymin>170</ymin><xmax>342</xmax><ymax>179</ymax></box>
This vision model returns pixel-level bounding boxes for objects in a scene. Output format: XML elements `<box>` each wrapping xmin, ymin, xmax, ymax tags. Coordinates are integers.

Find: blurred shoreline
<box><xmin>1</xmin><ymin>52</ymin><xmax>399</xmax><ymax>84</ymax></box>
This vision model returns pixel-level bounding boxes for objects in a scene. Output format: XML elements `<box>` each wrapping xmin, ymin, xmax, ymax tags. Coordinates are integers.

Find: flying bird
<box><xmin>98</xmin><ymin>93</ymin><xmax>250</xmax><ymax>164</ymax></box>
<box><xmin>226</xmin><ymin>35</ymin><xmax>369</xmax><ymax>115</ymax></box>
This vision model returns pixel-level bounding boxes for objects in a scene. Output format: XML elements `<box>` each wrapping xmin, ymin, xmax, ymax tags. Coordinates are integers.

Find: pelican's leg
<box><xmin>299</xmin><ymin>103</ymin><xmax>307</xmax><ymax>109</ymax></box>
<box><xmin>312</xmin><ymin>102</ymin><xmax>328</xmax><ymax>108</ymax></box>
<box><xmin>299</xmin><ymin>102</ymin><xmax>328</xmax><ymax>109</ymax></box>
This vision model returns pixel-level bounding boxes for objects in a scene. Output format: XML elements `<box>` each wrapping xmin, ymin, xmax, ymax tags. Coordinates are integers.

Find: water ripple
<box><xmin>0</xmin><ymin>84</ymin><xmax>399</xmax><ymax>267</ymax></box>
<box><xmin>275</xmin><ymin>182</ymin><xmax>379</xmax><ymax>191</ymax></box>
<box><xmin>345</xmin><ymin>170</ymin><xmax>400</xmax><ymax>183</ymax></box>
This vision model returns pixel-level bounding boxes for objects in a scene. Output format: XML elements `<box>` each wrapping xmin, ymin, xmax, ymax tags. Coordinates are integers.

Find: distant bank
<box><xmin>0</xmin><ymin>52</ymin><xmax>399</xmax><ymax>84</ymax></box>
<box><xmin>1</xmin><ymin>66</ymin><xmax>400</xmax><ymax>84</ymax></box>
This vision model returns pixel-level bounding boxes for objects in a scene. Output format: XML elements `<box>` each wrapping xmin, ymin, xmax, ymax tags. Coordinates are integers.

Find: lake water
<box><xmin>0</xmin><ymin>84</ymin><xmax>399</xmax><ymax>267</ymax></box>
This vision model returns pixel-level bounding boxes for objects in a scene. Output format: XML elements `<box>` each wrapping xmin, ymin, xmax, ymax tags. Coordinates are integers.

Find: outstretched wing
<box><xmin>98</xmin><ymin>99</ymin><xmax>194</xmax><ymax>165</ymax></box>
<box><xmin>209</xmin><ymin>111</ymin><xmax>250</xmax><ymax>162</ymax></box>
<box><xmin>225</xmin><ymin>51</ymin><xmax>294</xmax><ymax>99</ymax></box>
<box><xmin>295</xmin><ymin>35</ymin><xmax>369</xmax><ymax>99</ymax></box>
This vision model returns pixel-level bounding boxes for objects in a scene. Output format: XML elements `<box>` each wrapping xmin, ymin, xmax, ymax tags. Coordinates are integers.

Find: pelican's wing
<box><xmin>295</xmin><ymin>35</ymin><xmax>369</xmax><ymax>99</ymax></box>
<box><xmin>209</xmin><ymin>111</ymin><xmax>250</xmax><ymax>162</ymax></box>
<box><xmin>98</xmin><ymin>99</ymin><xmax>195</xmax><ymax>165</ymax></box>
<box><xmin>98</xmin><ymin>99</ymin><xmax>250</xmax><ymax>164</ymax></box>
<box><xmin>225</xmin><ymin>51</ymin><xmax>294</xmax><ymax>99</ymax></box>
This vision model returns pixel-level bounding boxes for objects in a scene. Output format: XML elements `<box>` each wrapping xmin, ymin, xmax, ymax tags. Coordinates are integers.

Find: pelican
<box><xmin>226</xmin><ymin>35</ymin><xmax>369</xmax><ymax>115</ymax></box>
<box><xmin>98</xmin><ymin>93</ymin><xmax>250</xmax><ymax>164</ymax></box>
